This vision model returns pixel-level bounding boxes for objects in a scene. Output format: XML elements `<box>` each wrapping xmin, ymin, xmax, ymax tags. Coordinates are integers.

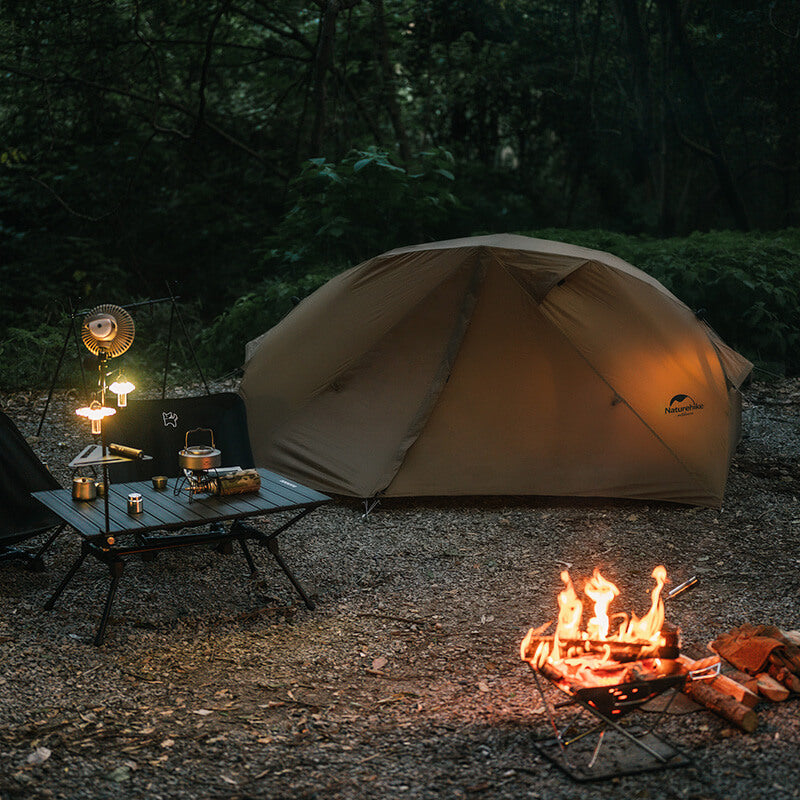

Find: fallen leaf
<box><xmin>27</xmin><ymin>747</ymin><xmax>51</xmax><ymax>765</ymax></box>
<box><xmin>371</xmin><ymin>656</ymin><xmax>388</xmax><ymax>671</ymax></box>
<box><xmin>192</xmin><ymin>709</ymin><xmax>213</xmax><ymax>716</ymax></box>
<box><xmin>477</xmin><ymin>682</ymin><xmax>490</xmax><ymax>693</ymax></box>
<box><xmin>161</xmin><ymin>739</ymin><xmax>175</xmax><ymax>748</ymax></box>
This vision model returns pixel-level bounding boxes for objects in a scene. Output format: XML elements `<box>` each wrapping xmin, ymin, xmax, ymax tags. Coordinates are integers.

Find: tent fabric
<box><xmin>0</xmin><ymin>409</ymin><xmax>61</xmax><ymax>546</ymax></box>
<box><xmin>239</xmin><ymin>234</ymin><xmax>752</xmax><ymax>507</ymax></box>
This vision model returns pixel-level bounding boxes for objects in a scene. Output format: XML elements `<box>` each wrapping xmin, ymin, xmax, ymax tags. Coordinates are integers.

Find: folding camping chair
<box><xmin>0</xmin><ymin>410</ymin><xmax>66</xmax><ymax>570</ymax></box>
<box><xmin>103</xmin><ymin>392</ymin><xmax>255</xmax><ymax>483</ymax></box>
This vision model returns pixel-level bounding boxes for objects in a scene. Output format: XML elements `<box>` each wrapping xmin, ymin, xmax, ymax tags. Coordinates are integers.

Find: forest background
<box><xmin>1</xmin><ymin>0</ymin><xmax>798</xmax><ymax>391</ymax></box>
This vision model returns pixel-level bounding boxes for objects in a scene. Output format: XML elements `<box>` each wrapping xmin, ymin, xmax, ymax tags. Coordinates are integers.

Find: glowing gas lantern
<box><xmin>76</xmin><ymin>400</ymin><xmax>116</xmax><ymax>434</ymax></box>
<box><xmin>108</xmin><ymin>378</ymin><xmax>135</xmax><ymax>407</ymax></box>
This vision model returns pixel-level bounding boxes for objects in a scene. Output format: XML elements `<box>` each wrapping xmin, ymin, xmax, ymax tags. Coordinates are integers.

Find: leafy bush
<box><xmin>0</xmin><ymin>321</ymin><xmax>73</xmax><ymax>391</ymax></box>
<box><xmin>261</xmin><ymin>147</ymin><xmax>460</xmax><ymax>274</ymax></box>
<box><xmin>196</xmin><ymin>274</ymin><xmax>331</xmax><ymax>375</ymax></box>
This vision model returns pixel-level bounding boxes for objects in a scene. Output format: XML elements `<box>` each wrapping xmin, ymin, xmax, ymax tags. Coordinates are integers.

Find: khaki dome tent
<box><xmin>240</xmin><ymin>234</ymin><xmax>752</xmax><ymax>507</ymax></box>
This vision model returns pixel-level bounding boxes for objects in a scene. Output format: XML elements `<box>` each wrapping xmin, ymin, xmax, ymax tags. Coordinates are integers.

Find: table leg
<box><xmin>230</xmin><ymin>519</ymin><xmax>316</xmax><ymax>609</ymax></box>
<box><xmin>33</xmin><ymin>523</ymin><xmax>67</xmax><ymax>563</ymax></box>
<box><xmin>94</xmin><ymin>560</ymin><xmax>124</xmax><ymax>647</ymax></box>
<box><xmin>44</xmin><ymin>542</ymin><xmax>89</xmax><ymax>610</ymax></box>
<box><xmin>238</xmin><ymin>539</ymin><xmax>257</xmax><ymax>575</ymax></box>
<box><xmin>265</xmin><ymin>537</ymin><xmax>315</xmax><ymax>610</ymax></box>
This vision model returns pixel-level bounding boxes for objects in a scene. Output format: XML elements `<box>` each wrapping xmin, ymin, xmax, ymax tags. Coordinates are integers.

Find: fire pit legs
<box><xmin>529</xmin><ymin>671</ymin><xmax>692</xmax><ymax>782</ymax></box>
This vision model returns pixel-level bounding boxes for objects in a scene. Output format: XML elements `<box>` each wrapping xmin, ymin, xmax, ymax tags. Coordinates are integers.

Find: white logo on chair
<box><xmin>162</xmin><ymin>411</ymin><xmax>179</xmax><ymax>428</ymax></box>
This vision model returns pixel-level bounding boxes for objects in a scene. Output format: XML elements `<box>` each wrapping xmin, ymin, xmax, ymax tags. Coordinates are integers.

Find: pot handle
<box><xmin>184</xmin><ymin>428</ymin><xmax>215</xmax><ymax>449</ymax></box>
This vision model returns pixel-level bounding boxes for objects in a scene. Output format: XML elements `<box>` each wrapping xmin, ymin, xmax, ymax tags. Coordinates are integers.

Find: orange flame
<box><xmin>619</xmin><ymin>565</ymin><xmax>667</xmax><ymax>643</ymax></box>
<box><xmin>521</xmin><ymin>565</ymin><xmax>669</xmax><ymax>669</ymax></box>
<box><xmin>552</xmin><ymin>570</ymin><xmax>582</xmax><ymax>661</ymax></box>
<box><xmin>584</xmin><ymin>568</ymin><xmax>619</xmax><ymax>640</ymax></box>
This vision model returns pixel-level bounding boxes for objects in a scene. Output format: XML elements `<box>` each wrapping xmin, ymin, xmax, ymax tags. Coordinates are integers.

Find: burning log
<box><xmin>534</xmin><ymin>653</ymin><xmax>675</xmax><ymax>691</ymax></box>
<box><xmin>522</xmin><ymin>632</ymin><xmax>679</xmax><ymax>664</ymax></box>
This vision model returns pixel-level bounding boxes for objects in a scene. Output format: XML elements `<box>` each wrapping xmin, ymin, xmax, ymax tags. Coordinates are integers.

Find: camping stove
<box><xmin>519</xmin><ymin>566</ymin><xmax>709</xmax><ymax>780</ymax></box>
<box><xmin>172</xmin><ymin>428</ymin><xmax>257</xmax><ymax>500</ymax></box>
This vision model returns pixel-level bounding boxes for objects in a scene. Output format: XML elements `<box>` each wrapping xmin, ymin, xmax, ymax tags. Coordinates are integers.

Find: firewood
<box><xmin>712</xmin><ymin>674</ymin><xmax>760</xmax><ymax>708</ymax></box>
<box><xmin>770</xmin><ymin>649</ymin><xmax>800</xmax><ymax>675</ymax></box>
<box><xmin>781</xmin><ymin>630</ymin><xmax>800</xmax><ymax>648</ymax></box>
<box><xmin>682</xmin><ymin>679</ymin><xmax>758</xmax><ymax>733</ymax></box>
<box><xmin>727</xmin><ymin>669</ymin><xmax>759</xmax><ymax>693</ymax></box>
<box><xmin>754</xmin><ymin>672</ymin><xmax>790</xmax><ymax>702</ymax></box>
<box><xmin>767</xmin><ymin>662</ymin><xmax>800</xmax><ymax>694</ymax></box>
<box><xmin>681</xmin><ymin>654</ymin><xmax>720</xmax><ymax>672</ymax></box>
<box><xmin>677</xmin><ymin>656</ymin><xmax>759</xmax><ymax>708</ymax></box>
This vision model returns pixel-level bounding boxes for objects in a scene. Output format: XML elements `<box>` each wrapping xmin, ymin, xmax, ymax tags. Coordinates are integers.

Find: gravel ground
<box><xmin>1</xmin><ymin>376</ymin><xmax>799</xmax><ymax>800</ymax></box>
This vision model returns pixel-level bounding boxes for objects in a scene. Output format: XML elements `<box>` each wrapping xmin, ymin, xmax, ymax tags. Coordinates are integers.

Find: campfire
<box><xmin>520</xmin><ymin>566</ymin><xmax>682</xmax><ymax>701</ymax></box>
<box><xmin>519</xmin><ymin>565</ymin><xmax>698</xmax><ymax>780</ymax></box>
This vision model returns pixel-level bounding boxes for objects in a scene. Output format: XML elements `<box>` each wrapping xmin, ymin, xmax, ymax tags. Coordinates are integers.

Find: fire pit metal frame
<box><xmin>528</xmin><ymin>664</ymin><xmax>697</xmax><ymax>781</ymax></box>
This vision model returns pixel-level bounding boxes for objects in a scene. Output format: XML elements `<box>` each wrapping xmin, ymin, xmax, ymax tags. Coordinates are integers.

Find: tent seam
<box><xmin>527</xmin><ymin>268</ymin><xmax>721</xmax><ymax>503</ymax></box>
<box><xmin>375</xmin><ymin>253</ymin><xmax>488</xmax><ymax>497</ymax></box>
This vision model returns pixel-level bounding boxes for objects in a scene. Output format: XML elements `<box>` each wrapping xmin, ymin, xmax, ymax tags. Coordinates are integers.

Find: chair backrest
<box><xmin>104</xmin><ymin>392</ymin><xmax>254</xmax><ymax>482</ymax></box>
<box><xmin>0</xmin><ymin>410</ymin><xmax>62</xmax><ymax>543</ymax></box>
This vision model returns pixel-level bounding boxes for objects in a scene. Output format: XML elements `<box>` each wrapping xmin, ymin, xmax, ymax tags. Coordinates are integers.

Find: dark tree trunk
<box><xmin>611</xmin><ymin>0</ymin><xmax>659</xmax><ymax>190</ymax></box>
<box><xmin>658</xmin><ymin>0</ymin><xmax>750</xmax><ymax>230</ymax></box>
<box><xmin>310</xmin><ymin>0</ymin><xmax>362</xmax><ymax>157</ymax></box>
<box><xmin>369</xmin><ymin>0</ymin><xmax>412</xmax><ymax>165</ymax></box>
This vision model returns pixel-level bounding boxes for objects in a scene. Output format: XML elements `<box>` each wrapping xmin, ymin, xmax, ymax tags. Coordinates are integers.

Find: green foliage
<box><xmin>262</xmin><ymin>147</ymin><xmax>460</xmax><ymax>273</ymax></box>
<box><xmin>196</xmin><ymin>273</ymin><xmax>331</xmax><ymax>375</ymax></box>
<box><xmin>0</xmin><ymin>320</ymin><xmax>71</xmax><ymax>391</ymax></box>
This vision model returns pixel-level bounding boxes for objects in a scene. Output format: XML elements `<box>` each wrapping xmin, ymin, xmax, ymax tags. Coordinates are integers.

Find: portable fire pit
<box><xmin>520</xmin><ymin>567</ymin><xmax>711</xmax><ymax>781</ymax></box>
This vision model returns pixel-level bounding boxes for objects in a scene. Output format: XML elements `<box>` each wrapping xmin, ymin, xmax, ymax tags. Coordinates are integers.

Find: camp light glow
<box><xmin>109</xmin><ymin>378</ymin><xmax>135</xmax><ymax>407</ymax></box>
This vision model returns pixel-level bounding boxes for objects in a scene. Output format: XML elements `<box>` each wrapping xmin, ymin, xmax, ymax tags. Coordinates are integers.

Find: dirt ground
<box><xmin>1</xmin><ymin>376</ymin><xmax>799</xmax><ymax>800</ymax></box>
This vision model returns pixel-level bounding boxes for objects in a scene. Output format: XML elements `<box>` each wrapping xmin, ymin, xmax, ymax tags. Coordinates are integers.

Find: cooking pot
<box><xmin>178</xmin><ymin>428</ymin><xmax>222</xmax><ymax>471</ymax></box>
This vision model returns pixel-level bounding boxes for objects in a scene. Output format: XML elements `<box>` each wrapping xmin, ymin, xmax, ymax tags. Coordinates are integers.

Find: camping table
<box><xmin>34</xmin><ymin>468</ymin><xmax>330</xmax><ymax>645</ymax></box>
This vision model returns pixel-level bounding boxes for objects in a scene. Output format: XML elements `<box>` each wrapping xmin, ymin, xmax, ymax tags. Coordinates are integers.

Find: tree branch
<box><xmin>196</xmin><ymin>1</ymin><xmax>232</xmax><ymax>136</ymax></box>
<box><xmin>230</xmin><ymin>3</ymin><xmax>316</xmax><ymax>54</ymax></box>
<box><xmin>27</xmin><ymin>175</ymin><xmax>115</xmax><ymax>222</ymax></box>
<box><xmin>0</xmin><ymin>62</ymin><xmax>288</xmax><ymax>179</ymax></box>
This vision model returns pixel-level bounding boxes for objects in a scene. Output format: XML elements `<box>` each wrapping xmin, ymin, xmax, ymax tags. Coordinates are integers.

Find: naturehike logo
<box><xmin>665</xmin><ymin>394</ymin><xmax>704</xmax><ymax>416</ymax></box>
<box><xmin>162</xmin><ymin>411</ymin><xmax>178</xmax><ymax>427</ymax></box>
